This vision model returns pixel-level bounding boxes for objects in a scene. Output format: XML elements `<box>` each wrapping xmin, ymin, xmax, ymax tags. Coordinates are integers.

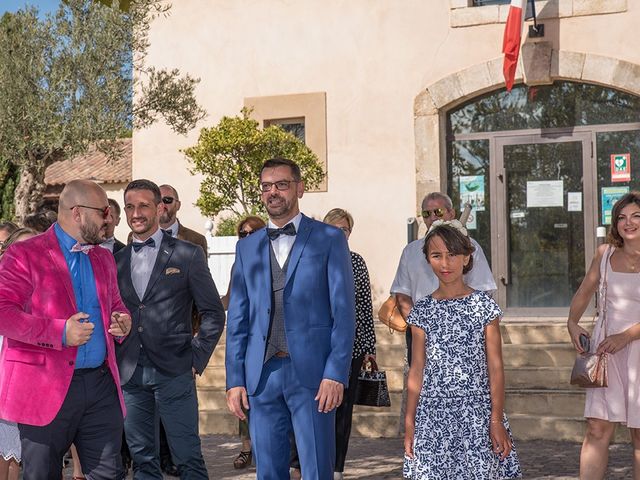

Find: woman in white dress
<box><xmin>0</xmin><ymin>227</ymin><xmax>38</xmax><ymax>480</ymax></box>
<box><xmin>568</xmin><ymin>192</ymin><xmax>640</xmax><ymax>480</ymax></box>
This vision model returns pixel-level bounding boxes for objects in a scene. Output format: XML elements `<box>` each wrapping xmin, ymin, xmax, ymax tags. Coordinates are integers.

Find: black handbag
<box><xmin>354</xmin><ymin>358</ymin><xmax>391</xmax><ymax>407</ymax></box>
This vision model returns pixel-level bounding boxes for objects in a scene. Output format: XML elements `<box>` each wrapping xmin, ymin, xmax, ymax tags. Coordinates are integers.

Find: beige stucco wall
<box><xmin>134</xmin><ymin>0</ymin><xmax>639</xmax><ymax>300</ymax></box>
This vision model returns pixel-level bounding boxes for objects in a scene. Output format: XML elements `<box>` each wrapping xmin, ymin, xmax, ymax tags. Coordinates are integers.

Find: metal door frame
<box><xmin>491</xmin><ymin>132</ymin><xmax>594</xmax><ymax>316</ymax></box>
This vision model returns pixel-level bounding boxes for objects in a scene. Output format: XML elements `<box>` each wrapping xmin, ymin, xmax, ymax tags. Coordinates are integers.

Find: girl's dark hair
<box><xmin>423</xmin><ymin>224</ymin><xmax>475</xmax><ymax>274</ymax></box>
<box><xmin>608</xmin><ymin>191</ymin><xmax>640</xmax><ymax>247</ymax></box>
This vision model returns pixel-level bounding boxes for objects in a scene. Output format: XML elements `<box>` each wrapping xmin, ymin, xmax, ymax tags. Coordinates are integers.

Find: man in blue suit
<box><xmin>226</xmin><ymin>158</ymin><xmax>356</xmax><ymax>479</ymax></box>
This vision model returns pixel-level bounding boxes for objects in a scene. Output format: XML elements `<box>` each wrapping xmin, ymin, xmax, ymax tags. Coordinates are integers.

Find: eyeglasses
<box><xmin>161</xmin><ymin>196</ymin><xmax>175</xmax><ymax>205</ymax></box>
<box><xmin>71</xmin><ymin>205</ymin><xmax>110</xmax><ymax>219</ymax></box>
<box><xmin>238</xmin><ymin>229</ymin><xmax>256</xmax><ymax>239</ymax></box>
<box><xmin>421</xmin><ymin>207</ymin><xmax>447</xmax><ymax>219</ymax></box>
<box><xmin>338</xmin><ymin>226</ymin><xmax>351</xmax><ymax>234</ymax></box>
<box><xmin>260</xmin><ymin>180</ymin><xmax>298</xmax><ymax>192</ymax></box>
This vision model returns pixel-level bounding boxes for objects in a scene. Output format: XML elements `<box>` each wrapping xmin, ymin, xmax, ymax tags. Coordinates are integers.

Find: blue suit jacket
<box><xmin>225</xmin><ymin>214</ymin><xmax>356</xmax><ymax>395</ymax></box>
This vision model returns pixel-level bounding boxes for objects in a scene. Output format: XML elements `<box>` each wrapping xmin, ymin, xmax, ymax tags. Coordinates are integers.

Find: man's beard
<box><xmin>80</xmin><ymin>220</ymin><xmax>106</xmax><ymax>245</ymax></box>
<box><xmin>160</xmin><ymin>211</ymin><xmax>174</xmax><ymax>225</ymax></box>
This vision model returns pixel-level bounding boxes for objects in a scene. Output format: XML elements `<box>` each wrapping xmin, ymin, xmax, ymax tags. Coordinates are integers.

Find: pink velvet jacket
<box><xmin>0</xmin><ymin>227</ymin><xmax>129</xmax><ymax>426</ymax></box>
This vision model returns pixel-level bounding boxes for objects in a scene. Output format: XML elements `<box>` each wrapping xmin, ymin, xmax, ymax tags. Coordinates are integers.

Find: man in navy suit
<box><xmin>226</xmin><ymin>158</ymin><xmax>356</xmax><ymax>479</ymax></box>
<box><xmin>115</xmin><ymin>179</ymin><xmax>225</xmax><ymax>479</ymax></box>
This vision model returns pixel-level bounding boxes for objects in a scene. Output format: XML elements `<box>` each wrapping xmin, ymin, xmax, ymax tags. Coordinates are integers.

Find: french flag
<box><xmin>502</xmin><ymin>0</ymin><xmax>528</xmax><ymax>92</ymax></box>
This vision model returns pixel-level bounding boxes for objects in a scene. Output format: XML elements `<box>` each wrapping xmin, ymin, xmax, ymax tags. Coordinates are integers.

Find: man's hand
<box><xmin>65</xmin><ymin>312</ymin><xmax>93</xmax><ymax>346</ymax></box>
<box><xmin>108</xmin><ymin>312</ymin><xmax>131</xmax><ymax>337</ymax></box>
<box><xmin>315</xmin><ymin>379</ymin><xmax>344</xmax><ymax>413</ymax></box>
<box><xmin>227</xmin><ymin>386</ymin><xmax>250</xmax><ymax>420</ymax></box>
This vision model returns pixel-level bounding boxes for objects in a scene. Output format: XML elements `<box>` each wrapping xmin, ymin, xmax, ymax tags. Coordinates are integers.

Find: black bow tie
<box><xmin>266</xmin><ymin>223</ymin><xmax>296</xmax><ymax>240</ymax></box>
<box><xmin>162</xmin><ymin>229</ymin><xmax>172</xmax><ymax>236</ymax></box>
<box><xmin>132</xmin><ymin>237</ymin><xmax>156</xmax><ymax>252</ymax></box>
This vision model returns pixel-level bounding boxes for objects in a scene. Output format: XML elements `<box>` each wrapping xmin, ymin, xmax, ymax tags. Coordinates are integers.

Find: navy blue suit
<box><xmin>116</xmin><ymin>233</ymin><xmax>225</xmax><ymax>479</ymax></box>
<box><xmin>226</xmin><ymin>214</ymin><xmax>356</xmax><ymax>479</ymax></box>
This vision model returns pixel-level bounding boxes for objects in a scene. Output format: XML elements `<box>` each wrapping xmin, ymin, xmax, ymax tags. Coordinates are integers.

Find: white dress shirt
<box><xmin>268</xmin><ymin>213</ymin><xmax>302</xmax><ymax>268</ymax></box>
<box><xmin>130</xmin><ymin>228</ymin><xmax>165</xmax><ymax>300</ymax></box>
<box><xmin>163</xmin><ymin>220</ymin><xmax>179</xmax><ymax>238</ymax></box>
<box><xmin>100</xmin><ymin>237</ymin><xmax>115</xmax><ymax>253</ymax></box>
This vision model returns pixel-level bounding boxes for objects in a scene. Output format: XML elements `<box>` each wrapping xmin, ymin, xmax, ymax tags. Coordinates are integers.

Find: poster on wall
<box><xmin>601</xmin><ymin>186</ymin><xmax>630</xmax><ymax>224</ymax></box>
<box><xmin>610</xmin><ymin>153</ymin><xmax>631</xmax><ymax>183</ymax></box>
<box><xmin>459</xmin><ymin>175</ymin><xmax>484</xmax><ymax>230</ymax></box>
<box><xmin>526</xmin><ymin>180</ymin><xmax>564</xmax><ymax>208</ymax></box>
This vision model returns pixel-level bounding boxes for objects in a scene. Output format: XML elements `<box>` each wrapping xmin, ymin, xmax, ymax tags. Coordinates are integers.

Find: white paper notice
<box><xmin>567</xmin><ymin>192</ymin><xmax>582</xmax><ymax>212</ymax></box>
<box><xmin>526</xmin><ymin>180</ymin><xmax>564</xmax><ymax>208</ymax></box>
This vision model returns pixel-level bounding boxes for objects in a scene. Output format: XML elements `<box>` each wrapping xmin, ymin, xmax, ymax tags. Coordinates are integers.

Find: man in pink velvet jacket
<box><xmin>0</xmin><ymin>180</ymin><xmax>132</xmax><ymax>479</ymax></box>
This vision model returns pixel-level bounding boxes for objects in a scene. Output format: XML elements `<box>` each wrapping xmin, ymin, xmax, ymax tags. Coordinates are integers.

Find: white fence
<box><xmin>206</xmin><ymin>235</ymin><xmax>237</xmax><ymax>295</ymax></box>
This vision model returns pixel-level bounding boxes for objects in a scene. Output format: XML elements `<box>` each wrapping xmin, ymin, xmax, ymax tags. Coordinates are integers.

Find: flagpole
<box><xmin>530</xmin><ymin>0</ymin><xmax>539</xmax><ymax>32</ymax></box>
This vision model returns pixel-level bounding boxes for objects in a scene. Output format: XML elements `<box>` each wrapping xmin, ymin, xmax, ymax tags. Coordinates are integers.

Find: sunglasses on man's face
<box><xmin>238</xmin><ymin>229</ymin><xmax>256</xmax><ymax>239</ymax></box>
<box><xmin>161</xmin><ymin>196</ymin><xmax>175</xmax><ymax>205</ymax></box>
<box><xmin>71</xmin><ymin>205</ymin><xmax>111</xmax><ymax>220</ymax></box>
<box><xmin>421</xmin><ymin>207</ymin><xmax>447</xmax><ymax>219</ymax></box>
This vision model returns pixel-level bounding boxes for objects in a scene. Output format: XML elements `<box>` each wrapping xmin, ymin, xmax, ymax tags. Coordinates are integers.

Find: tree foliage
<box><xmin>184</xmin><ymin>108</ymin><xmax>326</xmax><ymax>218</ymax></box>
<box><xmin>0</xmin><ymin>0</ymin><xmax>206</xmax><ymax>222</ymax></box>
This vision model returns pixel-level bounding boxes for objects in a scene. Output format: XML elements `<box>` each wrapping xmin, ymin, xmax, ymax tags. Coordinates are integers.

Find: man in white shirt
<box><xmin>391</xmin><ymin>192</ymin><xmax>496</xmax><ymax>364</ymax></box>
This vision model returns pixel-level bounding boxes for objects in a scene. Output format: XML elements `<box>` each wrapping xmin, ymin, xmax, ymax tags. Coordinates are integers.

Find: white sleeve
<box><xmin>390</xmin><ymin>246</ymin><xmax>412</xmax><ymax>296</ymax></box>
<box><xmin>465</xmin><ymin>239</ymin><xmax>497</xmax><ymax>293</ymax></box>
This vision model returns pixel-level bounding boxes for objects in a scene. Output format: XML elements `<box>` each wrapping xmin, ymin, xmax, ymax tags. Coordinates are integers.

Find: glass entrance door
<box><xmin>494</xmin><ymin>134</ymin><xmax>595</xmax><ymax>313</ymax></box>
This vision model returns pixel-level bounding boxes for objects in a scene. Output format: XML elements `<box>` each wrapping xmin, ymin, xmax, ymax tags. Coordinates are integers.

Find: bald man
<box><xmin>0</xmin><ymin>180</ymin><xmax>132</xmax><ymax>479</ymax></box>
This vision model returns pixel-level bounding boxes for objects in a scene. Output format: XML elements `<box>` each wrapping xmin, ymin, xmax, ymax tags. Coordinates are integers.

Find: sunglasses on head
<box><xmin>161</xmin><ymin>196</ymin><xmax>175</xmax><ymax>205</ymax></box>
<box><xmin>238</xmin><ymin>229</ymin><xmax>256</xmax><ymax>239</ymax></box>
<box><xmin>421</xmin><ymin>207</ymin><xmax>447</xmax><ymax>219</ymax></box>
<box><xmin>71</xmin><ymin>205</ymin><xmax>110</xmax><ymax>219</ymax></box>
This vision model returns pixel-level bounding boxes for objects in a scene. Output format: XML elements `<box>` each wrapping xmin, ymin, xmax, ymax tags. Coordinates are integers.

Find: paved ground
<box><xmin>63</xmin><ymin>435</ymin><xmax>633</xmax><ymax>479</ymax></box>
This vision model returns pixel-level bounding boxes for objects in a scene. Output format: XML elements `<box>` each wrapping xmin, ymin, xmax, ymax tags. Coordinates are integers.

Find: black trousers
<box><xmin>19</xmin><ymin>364</ymin><xmax>124</xmax><ymax>480</ymax></box>
<box><xmin>290</xmin><ymin>354</ymin><xmax>365</xmax><ymax>473</ymax></box>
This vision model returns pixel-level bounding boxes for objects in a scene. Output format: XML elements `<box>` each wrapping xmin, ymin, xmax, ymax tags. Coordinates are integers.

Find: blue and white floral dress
<box><xmin>403</xmin><ymin>291</ymin><xmax>521</xmax><ymax>479</ymax></box>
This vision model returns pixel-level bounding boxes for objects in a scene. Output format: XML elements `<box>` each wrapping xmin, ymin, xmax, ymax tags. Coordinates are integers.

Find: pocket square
<box><xmin>165</xmin><ymin>267</ymin><xmax>181</xmax><ymax>275</ymax></box>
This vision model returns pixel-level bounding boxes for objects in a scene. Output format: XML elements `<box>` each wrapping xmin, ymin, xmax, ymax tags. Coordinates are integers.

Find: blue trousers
<box><xmin>122</xmin><ymin>363</ymin><xmax>207</xmax><ymax>479</ymax></box>
<box><xmin>249</xmin><ymin>356</ymin><xmax>336</xmax><ymax>480</ymax></box>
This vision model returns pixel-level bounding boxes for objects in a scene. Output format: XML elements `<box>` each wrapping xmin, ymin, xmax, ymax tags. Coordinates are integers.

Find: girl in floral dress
<box><xmin>403</xmin><ymin>220</ymin><xmax>521</xmax><ymax>479</ymax></box>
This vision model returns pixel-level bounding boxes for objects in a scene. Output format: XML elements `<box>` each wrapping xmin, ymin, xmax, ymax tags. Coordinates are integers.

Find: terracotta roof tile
<box><xmin>45</xmin><ymin>138</ymin><xmax>132</xmax><ymax>186</ymax></box>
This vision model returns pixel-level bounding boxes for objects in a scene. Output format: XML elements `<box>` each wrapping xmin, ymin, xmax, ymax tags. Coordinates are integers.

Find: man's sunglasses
<box><xmin>238</xmin><ymin>229</ymin><xmax>256</xmax><ymax>239</ymax></box>
<box><xmin>71</xmin><ymin>205</ymin><xmax>110</xmax><ymax>219</ymax></box>
<box><xmin>161</xmin><ymin>196</ymin><xmax>175</xmax><ymax>205</ymax></box>
<box><xmin>421</xmin><ymin>207</ymin><xmax>447</xmax><ymax>219</ymax></box>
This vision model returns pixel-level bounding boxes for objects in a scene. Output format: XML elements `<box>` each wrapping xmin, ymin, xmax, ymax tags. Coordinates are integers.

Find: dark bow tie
<box><xmin>161</xmin><ymin>229</ymin><xmax>172</xmax><ymax>236</ymax></box>
<box><xmin>132</xmin><ymin>237</ymin><xmax>156</xmax><ymax>252</ymax></box>
<box><xmin>266</xmin><ymin>223</ymin><xmax>296</xmax><ymax>240</ymax></box>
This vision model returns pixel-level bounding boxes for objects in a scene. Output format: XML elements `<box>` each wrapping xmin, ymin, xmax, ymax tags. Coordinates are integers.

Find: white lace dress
<box><xmin>0</xmin><ymin>336</ymin><xmax>21</xmax><ymax>462</ymax></box>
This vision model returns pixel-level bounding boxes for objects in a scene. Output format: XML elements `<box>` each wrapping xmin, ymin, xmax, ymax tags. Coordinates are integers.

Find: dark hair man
<box><xmin>226</xmin><ymin>158</ymin><xmax>356</xmax><ymax>478</ymax></box>
<box><xmin>115</xmin><ymin>179</ymin><xmax>225</xmax><ymax>478</ymax></box>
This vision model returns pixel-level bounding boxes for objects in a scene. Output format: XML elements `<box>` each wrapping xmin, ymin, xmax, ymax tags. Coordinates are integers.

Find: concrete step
<box><xmin>198</xmin><ymin>408</ymin><xmax>403</xmax><ymax>437</ymax></box>
<box><xmin>502</xmin><ymin>343</ymin><xmax>576</xmax><ymax>367</ymax></box>
<box><xmin>500</xmin><ymin>321</ymin><xmax>593</xmax><ymax>345</ymax></box>
<box><xmin>505</xmin><ymin>389</ymin><xmax>585</xmax><ymax>417</ymax></box>
<box><xmin>505</xmin><ymin>366</ymin><xmax>576</xmax><ymax>390</ymax></box>
<box><xmin>197</xmin><ymin>366</ymin><xmax>227</xmax><ymax>388</ymax></box>
<box><xmin>199</xmin><ymin>410</ymin><xmax>238</xmax><ymax>435</ymax></box>
<box><xmin>351</xmin><ymin>411</ymin><xmax>402</xmax><ymax>438</ymax></box>
<box><xmin>508</xmin><ymin>414</ymin><xmax>630</xmax><ymax>443</ymax></box>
